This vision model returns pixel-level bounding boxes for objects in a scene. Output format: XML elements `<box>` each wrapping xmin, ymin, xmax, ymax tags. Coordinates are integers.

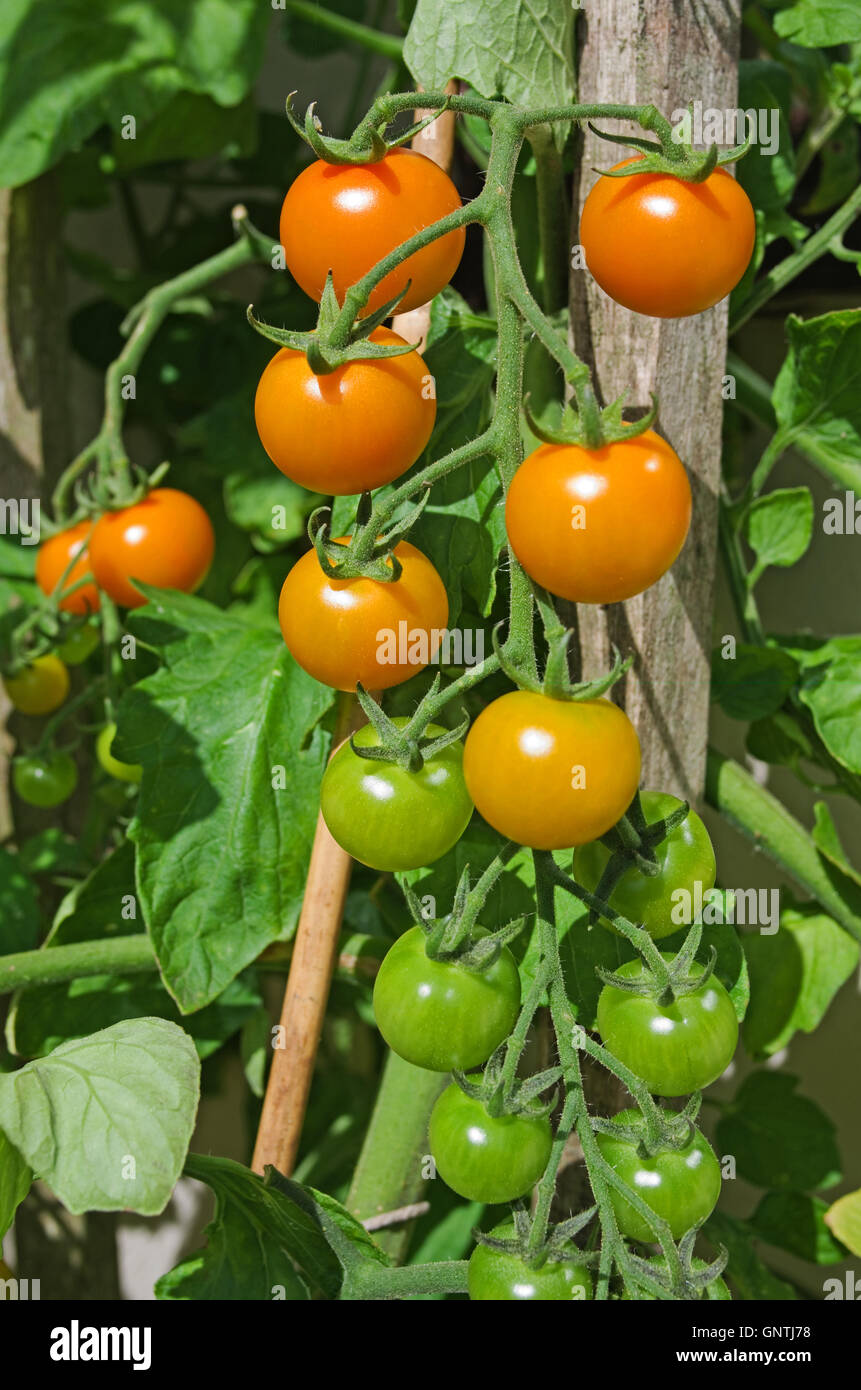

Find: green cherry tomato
<box><xmin>429</xmin><ymin>1082</ymin><xmax>553</xmax><ymax>1204</ymax></box>
<box><xmin>597</xmin><ymin>956</ymin><xmax>738</xmax><ymax>1097</ymax></box>
<box><xmin>595</xmin><ymin>1110</ymin><xmax>722</xmax><ymax>1242</ymax></box>
<box><xmin>468</xmin><ymin>1224</ymin><xmax>592</xmax><ymax>1301</ymax></box>
<box><xmin>13</xmin><ymin>751</ymin><xmax>78</xmax><ymax>808</ymax></box>
<box><xmin>3</xmin><ymin>655</ymin><xmax>70</xmax><ymax>716</ymax></box>
<box><xmin>57</xmin><ymin>623</ymin><xmax>100</xmax><ymax>666</ymax></box>
<box><xmin>373</xmin><ymin>926</ymin><xmax>521</xmax><ymax>1072</ymax></box>
<box><xmin>573</xmin><ymin>791</ymin><xmax>716</xmax><ymax>940</ymax></box>
<box><xmin>96</xmin><ymin>723</ymin><xmax>142</xmax><ymax>784</ymax></box>
<box><xmin>320</xmin><ymin>719</ymin><xmax>473</xmax><ymax>872</ymax></box>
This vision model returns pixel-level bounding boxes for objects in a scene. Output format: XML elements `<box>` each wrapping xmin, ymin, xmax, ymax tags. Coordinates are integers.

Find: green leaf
<box><xmin>239</xmin><ymin>1006</ymin><xmax>270</xmax><ymax>1099</ymax></box>
<box><xmin>0</xmin><ymin>1017</ymin><xmax>200</xmax><ymax>1215</ymax></box>
<box><xmin>16</xmin><ymin>829</ymin><xmax>89</xmax><ymax>878</ymax></box>
<box><xmin>811</xmin><ymin>801</ymin><xmax>861</xmax><ymax>885</ymax></box>
<box><xmin>0</xmin><ymin>1129</ymin><xmax>30</xmax><ymax>1239</ymax></box>
<box><xmin>716</xmin><ymin>1071</ymin><xmax>841</xmax><ymax>1191</ymax></box>
<box><xmin>0</xmin><ymin>848</ymin><xmax>41</xmax><ymax>954</ymax></box>
<box><xmin>825</xmin><ymin>1187</ymin><xmax>861</xmax><ymax>1256</ymax></box>
<box><xmin>109</xmin><ymin>92</ymin><xmax>257</xmax><ymax>172</ymax></box>
<box><xmin>0</xmin><ymin>0</ymin><xmax>270</xmax><ymax>187</ymax></box>
<box><xmin>772</xmin><ymin>311</ymin><xmax>861</xmax><ymax>489</ymax></box>
<box><xmin>746</xmin><ymin>711</ymin><xmax>814</xmax><ymax>767</ymax></box>
<box><xmin>711</xmin><ymin>643</ymin><xmax>798</xmax><ymax>720</ymax></box>
<box><xmin>750</xmin><ymin>1191</ymin><xmax>848</xmax><ymax>1263</ymax></box>
<box><xmin>156</xmin><ymin>1155</ymin><xmax>312</xmax><ymax>1300</ymax></box>
<box><xmin>704</xmin><ymin>1211</ymin><xmax>798</xmax><ymax>1300</ymax></box>
<box><xmin>774</xmin><ymin>0</ymin><xmax>861</xmax><ymax>45</ymax></box>
<box><xmin>801</xmin><ymin>119</ymin><xmax>860</xmax><ymax>215</ymax></box>
<box><xmin>742</xmin><ymin>904</ymin><xmax>858</xmax><ymax>1056</ymax></box>
<box><xmin>735</xmin><ymin>62</ymin><xmax>796</xmax><ymax>214</ymax></box>
<box><xmin>799</xmin><ymin>650</ymin><xmax>861</xmax><ymax>773</ymax></box>
<box><xmin>404</xmin><ymin>0</ymin><xmax>575</xmax><ymax>147</ymax></box>
<box><xmin>745</xmin><ymin>487</ymin><xmax>813</xmax><ymax>572</ymax></box>
<box><xmin>121</xmin><ymin>591</ymin><xmax>334</xmax><ymax>1011</ymax></box>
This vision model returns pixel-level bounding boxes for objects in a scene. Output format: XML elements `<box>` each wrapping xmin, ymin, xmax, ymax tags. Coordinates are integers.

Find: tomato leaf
<box><xmin>703</xmin><ymin>1211</ymin><xmax>799</xmax><ymax>1300</ymax></box>
<box><xmin>0</xmin><ymin>847</ymin><xmax>41</xmax><ymax>954</ymax></box>
<box><xmin>735</xmin><ymin>61</ymin><xmax>796</xmax><ymax>214</ymax></box>
<box><xmin>773</xmin><ymin>0</ymin><xmax>861</xmax><ymax>46</ymax></box>
<box><xmin>745</xmin><ymin>487</ymin><xmax>813</xmax><ymax>573</ymax></box>
<box><xmin>749</xmin><ymin>1191</ymin><xmax>848</xmax><ymax>1263</ymax></box>
<box><xmin>825</xmin><ymin>1187</ymin><xmax>861</xmax><ymax>1256</ymax></box>
<box><xmin>404</xmin><ymin>0</ymin><xmax>575</xmax><ymax>149</ymax></box>
<box><xmin>772</xmin><ymin>310</ymin><xmax>861</xmax><ymax>491</ymax></box>
<box><xmin>0</xmin><ymin>1017</ymin><xmax>200</xmax><ymax>1215</ymax></box>
<box><xmin>810</xmin><ymin>802</ymin><xmax>861</xmax><ymax>886</ymax></box>
<box><xmin>711</xmin><ymin>642</ymin><xmax>798</xmax><ymax>720</ymax></box>
<box><xmin>0</xmin><ymin>1128</ymin><xmax>30</xmax><ymax>1240</ymax></box>
<box><xmin>799</xmin><ymin>651</ymin><xmax>861</xmax><ymax>773</ymax></box>
<box><xmin>742</xmin><ymin>903</ymin><xmax>858</xmax><ymax>1056</ymax></box>
<box><xmin>716</xmin><ymin>1071</ymin><xmax>842</xmax><ymax>1192</ymax></box>
<box><xmin>121</xmin><ymin>590</ymin><xmax>333</xmax><ymax>1012</ymax></box>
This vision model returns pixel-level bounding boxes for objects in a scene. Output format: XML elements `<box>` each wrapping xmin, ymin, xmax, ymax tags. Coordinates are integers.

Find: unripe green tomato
<box><xmin>429</xmin><ymin>1082</ymin><xmax>553</xmax><ymax>1204</ymax></box>
<box><xmin>595</xmin><ymin>1109</ymin><xmax>722</xmax><ymax>1242</ymax></box>
<box><xmin>468</xmin><ymin>1224</ymin><xmax>592</xmax><ymax>1301</ymax></box>
<box><xmin>57</xmin><ymin>623</ymin><xmax>100</xmax><ymax>666</ymax></box>
<box><xmin>96</xmin><ymin>723</ymin><xmax>142</xmax><ymax>784</ymax></box>
<box><xmin>573</xmin><ymin>791</ymin><xmax>716</xmax><ymax>940</ymax></box>
<box><xmin>373</xmin><ymin>926</ymin><xmax>521</xmax><ymax>1072</ymax></box>
<box><xmin>13</xmin><ymin>750</ymin><xmax>78</xmax><ymax>808</ymax></box>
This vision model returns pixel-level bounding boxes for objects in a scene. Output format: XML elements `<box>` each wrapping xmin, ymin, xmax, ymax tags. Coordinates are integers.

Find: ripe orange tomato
<box><xmin>88</xmin><ymin>488</ymin><xmax>215</xmax><ymax>609</ymax></box>
<box><xmin>580</xmin><ymin>158</ymin><xmax>755</xmax><ymax>318</ymax></box>
<box><xmin>255</xmin><ymin>328</ymin><xmax>436</xmax><ymax>495</ymax></box>
<box><xmin>279</xmin><ymin>149</ymin><xmax>466</xmax><ymax>313</ymax></box>
<box><xmin>279</xmin><ymin>539</ymin><xmax>448</xmax><ymax>691</ymax></box>
<box><xmin>505</xmin><ymin>430</ymin><xmax>691</xmax><ymax>605</ymax></box>
<box><xmin>36</xmin><ymin>521</ymin><xmax>101</xmax><ymax>614</ymax></box>
<box><xmin>463</xmin><ymin>691</ymin><xmax>641</xmax><ymax>849</ymax></box>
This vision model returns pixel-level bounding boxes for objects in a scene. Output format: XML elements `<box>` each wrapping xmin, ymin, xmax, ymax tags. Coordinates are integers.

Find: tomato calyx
<box><xmin>493</xmin><ymin>600</ymin><xmax>632</xmax><ymax>702</ymax></box>
<box><xmin>308</xmin><ymin>489</ymin><xmax>430</xmax><ymax>583</ymax></box>
<box><xmin>595</xmin><ymin>931</ymin><xmax>718</xmax><ymax>1008</ymax></box>
<box><xmin>247</xmin><ymin>274</ymin><xmax>419</xmax><ymax>375</ymax></box>
<box><xmin>590</xmin><ymin>1098</ymin><xmax>702</xmax><ymax>1160</ymax></box>
<box><xmin>581</xmin><ymin>790</ymin><xmax>694</xmax><ymax>919</ymax></box>
<box><xmin>523</xmin><ymin>386</ymin><xmax>658</xmax><ymax>452</ymax></box>
<box><xmin>623</xmin><ymin>1237</ymin><xmax>728</xmax><ymax>1302</ymax></box>
<box><xmin>455</xmin><ymin>1053</ymin><xmax>562</xmax><ymax>1124</ymax></box>
<box><xmin>350</xmin><ymin>679</ymin><xmax>468</xmax><ymax>772</ymax></box>
<box><xmin>286</xmin><ymin>91</ymin><xmax>451</xmax><ymax>167</ymax></box>
<box><xmin>589</xmin><ymin>104</ymin><xmax>751</xmax><ymax>184</ymax></box>
<box><xmin>402</xmin><ymin>857</ymin><xmax>525</xmax><ymax>970</ymax></box>
<box><xmin>473</xmin><ymin>1203</ymin><xmax>597</xmax><ymax>1269</ymax></box>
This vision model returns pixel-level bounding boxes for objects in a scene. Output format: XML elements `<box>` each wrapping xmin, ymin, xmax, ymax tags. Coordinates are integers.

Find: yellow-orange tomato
<box><xmin>36</xmin><ymin>521</ymin><xmax>101</xmax><ymax>615</ymax></box>
<box><xmin>463</xmin><ymin>691</ymin><xmax>641</xmax><ymax>849</ymax></box>
<box><xmin>505</xmin><ymin>431</ymin><xmax>691</xmax><ymax>605</ymax></box>
<box><xmin>88</xmin><ymin>488</ymin><xmax>214</xmax><ymax>609</ymax></box>
<box><xmin>580</xmin><ymin>158</ymin><xmax>755</xmax><ymax>318</ymax></box>
<box><xmin>280</xmin><ymin>149</ymin><xmax>466</xmax><ymax>313</ymax></box>
<box><xmin>279</xmin><ymin>539</ymin><xmax>448</xmax><ymax>691</ymax></box>
<box><xmin>3</xmin><ymin>654</ymin><xmax>70</xmax><ymax>717</ymax></box>
<box><xmin>255</xmin><ymin>329</ymin><xmax>436</xmax><ymax>495</ymax></box>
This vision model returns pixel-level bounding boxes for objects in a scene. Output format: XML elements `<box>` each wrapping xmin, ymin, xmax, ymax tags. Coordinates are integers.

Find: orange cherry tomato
<box><xmin>279</xmin><ymin>149</ymin><xmax>466</xmax><ymax>313</ymax></box>
<box><xmin>463</xmin><ymin>691</ymin><xmax>641</xmax><ymax>850</ymax></box>
<box><xmin>35</xmin><ymin>521</ymin><xmax>101</xmax><ymax>615</ymax></box>
<box><xmin>579</xmin><ymin>158</ymin><xmax>755</xmax><ymax>318</ymax></box>
<box><xmin>278</xmin><ymin>539</ymin><xmax>448</xmax><ymax>692</ymax></box>
<box><xmin>255</xmin><ymin>328</ymin><xmax>436</xmax><ymax>495</ymax></box>
<box><xmin>3</xmin><ymin>654</ymin><xmax>70</xmax><ymax>716</ymax></box>
<box><xmin>88</xmin><ymin>488</ymin><xmax>215</xmax><ymax>609</ymax></box>
<box><xmin>505</xmin><ymin>431</ymin><xmax>691</xmax><ymax>605</ymax></box>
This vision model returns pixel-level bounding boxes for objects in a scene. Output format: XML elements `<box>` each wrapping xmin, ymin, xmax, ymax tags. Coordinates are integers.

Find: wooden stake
<box><xmin>251</xmin><ymin>693</ymin><xmax>364</xmax><ymax>1175</ymax></box>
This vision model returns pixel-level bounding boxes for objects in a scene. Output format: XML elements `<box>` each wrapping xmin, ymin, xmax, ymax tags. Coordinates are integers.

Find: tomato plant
<box><xmin>278</xmin><ymin>539</ymin><xmax>449</xmax><ymax>691</ymax></box>
<box><xmin>279</xmin><ymin>148</ymin><xmax>466</xmax><ymax>312</ymax></box>
<box><xmin>468</xmin><ymin>1224</ymin><xmax>592</xmax><ymax>1301</ymax></box>
<box><xmin>597</xmin><ymin>958</ymin><xmax>739</xmax><ymax>1097</ymax></box>
<box><xmin>35</xmin><ymin>521</ymin><xmax>101</xmax><ymax>615</ymax></box>
<box><xmin>88</xmin><ymin>488</ymin><xmax>215</xmax><ymax>609</ymax></box>
<box><xmin>320</xmin><ymin>720</ymin><xmax>472</xmax><ymax>870</ymax></box>
<box><xmin>573</xmin><ymin>791</ymin><xmax>716</xmax><ymax>939</ymax></box>
<box><xmin>12</xmin><ymin>750</ymin><xmax>78</xmax><ymax>808</ymax></box>
<box><xmin>595</xmin><ymin>1110</ymin><xmax>722</xmax><ymax>1242</ymax></box>
<box><xmin>429</xmin><ymin>1083</ymin><xmax>553</xmax><ymax>1204</ymax></box>
<box><xmin>3</xmin><ymin>655</ymin><xmax>70</xmax><ymax>716</ymax></box>
<box><xmin>372</xmin><ymin>925</ymin><xmax>520</xmax><ymax>1070</ymax></box>
<box><xmin>0</xmin><ymin>0</ymin><xmax>856</xmax><ymax>1319</ymax></box>
<box><xmin>580</xmin><ymin>158</ymin><xmax>756</xmax><ymax>318</ymax></box>
<box><xmin>505</xmin><ymin>433</ymin><xmax>691</xmax><ymax>604</ymax></box>
<box><xmin>255</xmin><ymin>328</ymin><xmax>436</xmax><ymax>494</ymax></box>
<box><xmin>463</xmin><ymin>691</ymin><xmax>641</xmax><ymax>848</ymax></box>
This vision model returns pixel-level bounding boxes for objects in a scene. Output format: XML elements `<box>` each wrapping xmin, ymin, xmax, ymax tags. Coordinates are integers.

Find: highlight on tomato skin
<box><xmin>279</xmin><ymin>148</ymin><xmax>466</xmax><ymax>313</ymax></box>
<box><xmin>254</xmin><ymin>328</ymin><xmax>436</xmax><ymax>495</ymax></box>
